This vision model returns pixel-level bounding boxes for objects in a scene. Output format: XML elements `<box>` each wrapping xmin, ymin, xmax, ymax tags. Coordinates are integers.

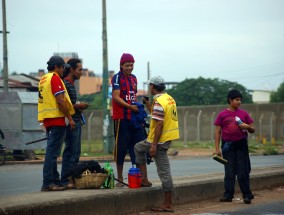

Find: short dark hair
<box><xmin>47</xmin><ymin>65</ymin><xmax>55</xmax><ymax>71</ymax></box>
<box><xmin>62</xmin><ymin>58</ymin><xmax>81</xmax><ymax>79</ymax></box>
<box><xmin>47</xmin><ymin>56</ymin><xmax>66</xmax><ymax>71</ymax></box>
<box><xmin>152</xmin><ymin>84</ymin><xmax>166</xmax><ymax>92</ymax></box>
<box><xmin>227</xmin><ymin>89</ymin><xmax>242</xmax><ymax>104</ymax></box>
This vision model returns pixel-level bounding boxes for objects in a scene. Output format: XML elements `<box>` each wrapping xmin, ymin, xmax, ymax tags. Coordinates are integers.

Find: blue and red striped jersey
<box><xmin>111</xmin><ymin>71</ymin><xmax>138</xmax><ymax>119</ymax></box>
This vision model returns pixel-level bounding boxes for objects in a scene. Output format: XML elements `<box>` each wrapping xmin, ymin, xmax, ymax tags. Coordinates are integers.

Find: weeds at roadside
<box><xmin>263</xmin><ymin>146</ymin><xmax>279</xmax><ymax>155</ymax></box>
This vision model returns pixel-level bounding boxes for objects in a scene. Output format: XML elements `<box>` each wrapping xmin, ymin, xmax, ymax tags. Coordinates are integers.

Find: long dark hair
<box><xmin>62</xmin><ymin>58</ymin><xmax>81</xmax><ymax>79</ymax></box>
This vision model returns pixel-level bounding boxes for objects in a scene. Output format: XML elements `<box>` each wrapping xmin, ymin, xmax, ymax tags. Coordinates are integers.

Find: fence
<box><xmin>81</xmin><ymin>103</ymin><xmax>284</xmax><ymax>147</ymax></box>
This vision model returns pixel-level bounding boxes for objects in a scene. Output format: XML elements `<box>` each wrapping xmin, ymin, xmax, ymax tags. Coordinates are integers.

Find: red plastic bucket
<box><xmin>128</xmin><ymin>167</ymin><xmax>142</xmax><ymax>189</ymax></box>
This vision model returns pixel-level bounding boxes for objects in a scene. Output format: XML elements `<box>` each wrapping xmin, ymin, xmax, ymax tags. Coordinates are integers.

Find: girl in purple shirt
<box><xmin>214</xmin><ymin>89</ymin><xmax>255</xmax><ymax>204</ymax></box>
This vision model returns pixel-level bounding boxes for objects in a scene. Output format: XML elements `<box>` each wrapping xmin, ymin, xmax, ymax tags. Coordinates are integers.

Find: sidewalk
<box><xmin>0</xmin><ymin>165</ymin><xmax>283</xmax><ymax>215</ymax></box>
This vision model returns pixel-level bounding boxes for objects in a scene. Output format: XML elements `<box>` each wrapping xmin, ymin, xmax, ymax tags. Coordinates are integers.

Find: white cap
<box><xmin>147</xmin><ymin>76</ymin><xmax>165</xmax><ymax>86</ymax></box>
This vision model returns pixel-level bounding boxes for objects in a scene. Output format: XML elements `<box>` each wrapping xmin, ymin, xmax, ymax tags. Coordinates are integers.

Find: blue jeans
<box><xmin>222</xmin><ymin>138</ymin><xmax>254</xmax><ymax>199</ymax></box>
<box><xmin>61</xmin><ymin>121</ymin><xmax>82</xmax><ymax>185</ymax></box>
<box><xmin>42</xmin><ymin>126</ymin><xmax>66</xmax><ymax>188</ymax></box>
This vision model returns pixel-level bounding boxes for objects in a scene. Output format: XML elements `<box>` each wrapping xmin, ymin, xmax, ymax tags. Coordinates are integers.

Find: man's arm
<box><xmin>215</xmin><ymin>125</ymin><xmax>222</xmax><ymax>156</ymax></box>
<box><xmin>112</xmin><ymin>89</ymin><xmax>138</xmax><ymax>112</ymax></box>
<box><xmin>73</xmin><ymin>102</ymin><xmax>89</xmax><ymax>110</ymax></box>
<box><xmin>143</xmin><ymin>97</ymin><xmax>152</xmax><ymax>112</ymax></box>
<box><xmin>149</xmin><ymin>119</ymin><xmax>164</xmax><ymax>157</ymax></box>
<box><xmin>55</xmin><ymin>93</ymin><xmax>75</xmax><ymax>129</ymax></box>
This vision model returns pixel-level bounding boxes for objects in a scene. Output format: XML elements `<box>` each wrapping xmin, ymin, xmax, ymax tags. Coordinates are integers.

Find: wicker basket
<box><xmin>74</xmin><ymin>170</ymin><xmax>108</xmax><ymax>189</ymax></box>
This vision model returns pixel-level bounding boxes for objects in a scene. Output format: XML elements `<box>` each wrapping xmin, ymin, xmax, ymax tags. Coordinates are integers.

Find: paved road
<box><xmin>0</xmin><ymin>155</ymin><xmax>283</xmax><ymax>197</ymax></box>
<box><xmin>220</xmin><ymin>200</ymin><xmax>284</xmax><ymax>214</ymax></box>
<box><xmin>192</xmin><ymin>199</ymin><xmax>284</xmax><ymax>215</ymax></box>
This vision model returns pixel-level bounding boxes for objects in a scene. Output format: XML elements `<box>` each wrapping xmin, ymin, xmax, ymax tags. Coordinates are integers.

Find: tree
<box><xmin>167</xmin><ymin>77</ymin><xmax>252</xmax><ymax>106</ymax></box>
<box><xmin>78</xmin><ymin>92</ymin><xmax>103</xmax><ymax>110</ymax></box>
<box><xmin>270</xmin><ymin>82</ymin><xmax>284</xmax><ymax>102</ymax></box>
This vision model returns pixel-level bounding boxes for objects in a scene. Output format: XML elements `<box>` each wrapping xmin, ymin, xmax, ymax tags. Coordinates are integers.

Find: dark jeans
<box><xmin>61</xmin><ymin>121</ymin><xmax>82</xmax><ymax>185</ymax></box>
<box><xmin>222</xmin><ymin>138</ymin><xmax>254</xmax><ymax>199</ymax></box>
<box><xmin>114</xmin><ymin>119</ymin><xmax>146</xmax><ymax>165</ymax></box>
<box><xmin>42</xmin><ymin>126</ymin><xmax>66</xmax><ymax>188</ymax></box>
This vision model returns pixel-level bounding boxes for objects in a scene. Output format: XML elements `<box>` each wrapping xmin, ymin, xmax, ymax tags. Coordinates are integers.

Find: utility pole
<box><xmin>147</xmin><ymin>62</ymin><xmax>151</xmax><ymax>94</ymax></box>
<box><xmin>102</xmin><ymin>0</ymin><xmax>110</xmax><ymax>153</ymax></box>
<box><xmin>1</xmin><ymin>0</ymin><xmax>8</xmax><ymax>93</ymax></box>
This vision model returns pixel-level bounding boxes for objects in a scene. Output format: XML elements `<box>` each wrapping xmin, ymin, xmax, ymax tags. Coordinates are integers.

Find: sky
<box><xmin>1</xmin><ymin>0</ymin><xmax>284</xmax><ymax>91</ymax></box>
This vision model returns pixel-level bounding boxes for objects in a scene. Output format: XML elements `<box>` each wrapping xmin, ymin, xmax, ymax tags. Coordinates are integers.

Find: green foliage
<box><xmin>78</xmin><ymin>93</ymin><xmax>103</xmax><ymax>110</ymax></box>
<box><xmin>167</xmin><ymin>77</ymin><xmax>252</xmax><ymax>106</ymax></box>
<box><xmin>172</xmin><ymin>141</ymin><xmax>214</xmax><ymax>149</ymax></box>
<box><xmin>263</xmin><ymin>145</ymin><xmax>279</xmax><ymax>155</ymax></box>
<box><xmin>270</xmin><ymin>82</ymin><xmax>284</xmax><ymax>102</ymax></box>
<box><xmin>248</xmin><ymin>144</ymin><xmax>259</xmax><ymax>153</ymax></box>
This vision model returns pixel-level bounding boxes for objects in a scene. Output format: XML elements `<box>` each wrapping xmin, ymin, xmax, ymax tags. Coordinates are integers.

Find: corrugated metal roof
<box><xmin>0</xmin><ymin>74</ymin><xmax>39</xmax><ymax>89</ymax></box>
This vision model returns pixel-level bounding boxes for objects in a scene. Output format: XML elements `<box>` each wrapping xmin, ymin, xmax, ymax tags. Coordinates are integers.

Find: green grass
<box><xmin>263</xmin><ymin>145</ymin><xmax>279</xmax><ymax>155</ymax></box>
<box><xmin>81</xmin><ymin>140</ymin><xmax>103</xmax><ymax>152</ymax></box>
<box><xmin>33</xmin><ymin>140</ymin><xmax>110</xmax><ymax>157</ymax></box>
<box><xmin>248</xmin><ymin>144</ymin><xmax>260</xmax><ymax>153</ymax></box>
<box><xmin>32</xmin><ymin>139</ymin><xmax>283</xmax><ymax>157</ymax></box>
<box><xmin>172</xmin><ymin>141</ymin><xmax>215</xmax><ymax>149</ymax></box>
<box><xmin>80</xmin><ymin>140</ymin><xmax>111</xmax><ymax>157</ymax></box>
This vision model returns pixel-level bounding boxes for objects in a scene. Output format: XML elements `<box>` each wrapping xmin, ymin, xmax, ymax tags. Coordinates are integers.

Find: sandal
<box><xmin>116</xmin><ymin>182</ymin><xmax>125</xmax><ymax>187</ymax></box>
<box><xmin>151</xmin><ymin>206</ymin><xmax>174</xmax><ymax>213</ymax></box>
<box><xmin>141</xmin><ymin>181</ymin><xmax>152</xmax><ymax>187</ymax></box>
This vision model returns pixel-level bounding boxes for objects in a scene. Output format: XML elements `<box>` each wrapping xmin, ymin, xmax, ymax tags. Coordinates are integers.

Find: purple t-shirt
<box><xmin>214</xmin><ymin>108</ymin><xmax>253</xmax><ymax>142</ymax></box>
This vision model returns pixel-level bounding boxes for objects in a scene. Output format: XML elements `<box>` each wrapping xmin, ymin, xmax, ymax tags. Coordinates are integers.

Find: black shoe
<box><xmin>220</xmin><ymin>197</ymin><xmax>232</xmax><ymax>202</ymax></box>
<box><xmin>244</xmin><ymin>197</ymin><xmax>251</xmax><ymax>204</ymax></box>
<box><xmin>41</xmin><ymin>184</ymin><xmax>66</xmax><ymax>192</ymax></box>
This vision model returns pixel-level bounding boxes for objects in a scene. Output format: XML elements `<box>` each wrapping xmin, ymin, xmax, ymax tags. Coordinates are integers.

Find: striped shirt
<box><xmin>111</xmin><ymin>71</ymin><xmax>138</xmax><ymax>120</ymax></box>
<box><xmin>63</xmin><ymin>78</ymin><xmax>81</xmax><ymax>122</ymax></box>
<box><xmin>152</xmin><ymin>94</ymin><xmax>164</xmax><ymax>121</ymax></box>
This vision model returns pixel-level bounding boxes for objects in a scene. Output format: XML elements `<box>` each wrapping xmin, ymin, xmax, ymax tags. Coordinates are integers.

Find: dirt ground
<box><xmin>128</xmin><ymin>146</ymin><xmax>284</xmax><ymax>215</ymax></box>
<box><xmin>130</xmin><ymin>186</ymin><xmax>284</xmax><ymax>215</ymax></box>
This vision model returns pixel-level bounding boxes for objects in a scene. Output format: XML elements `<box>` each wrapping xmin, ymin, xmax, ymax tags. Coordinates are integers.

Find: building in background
<box><xmin>252</xmin><ymin>90</ymin><xmax>271</xmax><ymax>104</ymax></box>
<box><xmin>0</xmin><ymin>74</ymin><xmax>39</xmax><ymax>92</ymax></box>
<box><xmin>1</xmin><ymin>52</ymin><xmax>146</xmax><ymax>95</ymax></box>
<box><xmin>54</xmin><ymin>52</ymin><xmax>80</xmax><ymax>64</ymax></box>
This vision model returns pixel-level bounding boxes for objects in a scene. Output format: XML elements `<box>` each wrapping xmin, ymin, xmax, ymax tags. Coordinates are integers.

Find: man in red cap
<box><xmin>111</xmin><ymin>53</ymin><xmax>146</xmax><ymax>186</ymax></box>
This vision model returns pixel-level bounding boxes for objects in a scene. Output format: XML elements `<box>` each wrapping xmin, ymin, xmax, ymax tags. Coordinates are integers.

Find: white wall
<box><xmin>252</xmin><ymin>90</ymin><xmax>271</xmax><ymax>103</ymax></box>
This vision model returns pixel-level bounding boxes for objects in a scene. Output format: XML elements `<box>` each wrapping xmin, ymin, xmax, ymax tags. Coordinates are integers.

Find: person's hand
<box><xmin>215</xmin><ymin>149</ymin><xmax>222</xmax><ymax>157</ymax></box>
<box><xmin>130</xmin><ymin>105</ymin><xmax>139</xmax><ymax>112</ymax></box>
<box><xmin>77</xmin><ymin>102</ymin><xmax>89</xmax><ymax>110</ymax></box>
<box><xmin>238</xmin><ymin>123</ymin><xmax>249</xmax><ymax>130</ymax></box>
<box><xmin>149</xmin><ymin>145</ymin><xmax>157</xmax><ymax>157</ymax></box>
<box><xmin>142</xmin><ymin>97</ymin><xmax>150</xmax><ymax>105</ymax></box>
<box><xmin>69</xmin><ymin>119</ymin><xmax>76</xmax><ymax>130</ymax></box>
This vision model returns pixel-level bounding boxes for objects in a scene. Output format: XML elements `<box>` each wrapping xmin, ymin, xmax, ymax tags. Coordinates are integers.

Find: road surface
<box><xmin>0</xmin><ymin>155</ymin><xmax>283</xmax><ymax>197</ymax></box>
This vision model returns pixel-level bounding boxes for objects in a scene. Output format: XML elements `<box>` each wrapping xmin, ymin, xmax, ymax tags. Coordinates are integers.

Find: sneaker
<box><xmin>244</xmin><ymin>197</ymin><xmax>251</xmax><ymax>204</ymax></box>
<box><xmin>41</xmin><ymin>184</ymin><xmax>66</xmax><ymax>192</ymax></box>
<box><xmin>220</xmin><ymin>197</ymin><xmax>232</xmax><ymax>202</ymax></box>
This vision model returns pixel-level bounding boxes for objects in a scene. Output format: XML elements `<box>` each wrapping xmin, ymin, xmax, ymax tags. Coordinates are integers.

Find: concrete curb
<box><xmin>0</xmin><ymin>166</ymin><xmax>283</xmax><ymax>215</ymax></box>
